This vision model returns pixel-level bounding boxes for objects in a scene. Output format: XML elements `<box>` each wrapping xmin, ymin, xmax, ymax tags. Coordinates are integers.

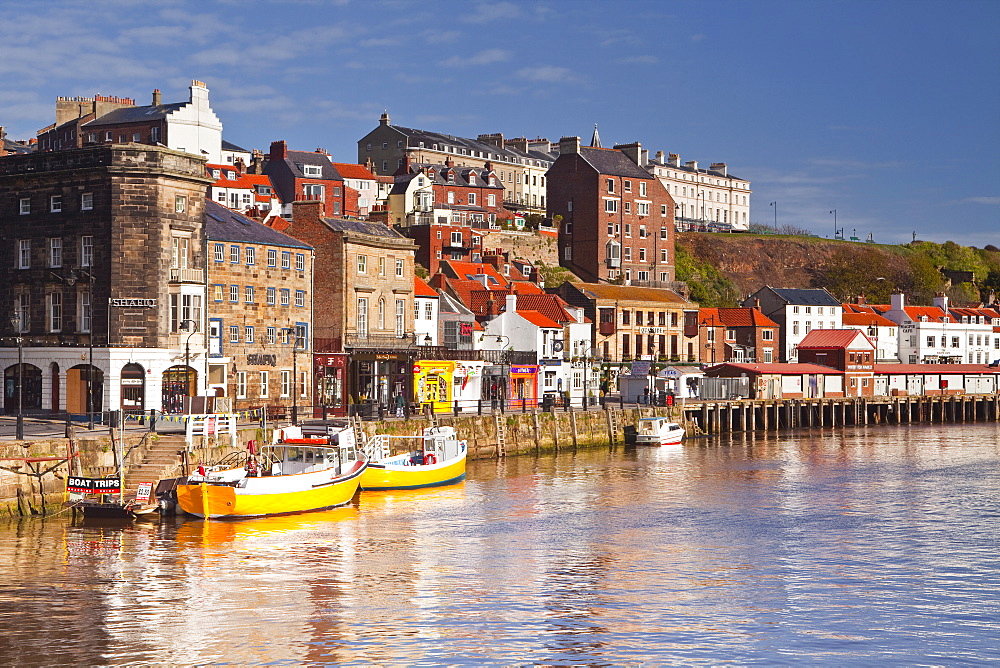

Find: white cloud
<box><xmin>422</xmin><ymin>29</ymin><xmax>461</xmax><ymax>43</ymax></box>
<box><xmin>961</xmin><ymin>197</ymin><xmax>1000</xmax><ymax>206</ymax></box>
<box><xmin>616</xmin><ymin>55</ymin><xmax>659</xmax><ymax>65</ymax></box>
<box><xmin>516</xmin><ymin>66</ymin><xmax>580</xmax><ymax>84</ymax></box>
<box><xmin>441</xmin><ymin>49</ymin><xmax>511</xmax><ymax>67</ymax></box>
<box><xmin>690</xmin><ymin>33</ymin><xmax>706</xmax><ymax>42</ymax></box>
<box><xmin>461</xmin><ymin>1</ymin><xmax>521</xmax><ymax>24</ymax></box>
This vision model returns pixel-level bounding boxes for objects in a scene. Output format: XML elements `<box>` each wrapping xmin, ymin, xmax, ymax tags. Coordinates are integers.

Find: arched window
<box><xmin>378</xmin><ymin>298</ymin><xmax>386</xmax><ymax>330</ymax></box>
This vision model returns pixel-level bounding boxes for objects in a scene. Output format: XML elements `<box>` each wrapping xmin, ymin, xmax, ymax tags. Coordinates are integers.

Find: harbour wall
<box><xmin>5</xmin><ymin>393</ymin><xmax>1000</xmax><ymax>515</ymax></box>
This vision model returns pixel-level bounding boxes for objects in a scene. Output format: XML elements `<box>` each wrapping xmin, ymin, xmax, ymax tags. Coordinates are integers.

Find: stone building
<box><xmin>284</xmin><ymin>201</ymin><xmax>417</xmax><ymax>414</ymax></box>
<box><xmin>554</xmin><ymin>282</ymin><xmax>697</xmax><ymax>363</ymax></box>
<box><xmin>204</xmin><ymin>200</ymin><xmax>313</xmax><ymax>415</ymax></box>
<box><xmin>1</xmin><ymin>144</ymin><xmax>212</xmax><ymax>416</ymax></box>
<box><xmin>356</xmin><ymin>112</ymin><xmax>552</xmax><ymax>216</ymax></box>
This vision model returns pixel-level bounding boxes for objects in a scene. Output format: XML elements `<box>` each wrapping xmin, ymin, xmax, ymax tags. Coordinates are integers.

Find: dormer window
<box><xmin>489</xmin><ymin>175</ymin><xmax>496</xmax><ymax>186</ymax></box>
<box><xmin>447</xmin><ymin>171</ymin><xmax>455</xmax><ymax>183</ymax></box>
<box><xmin>428</xmin><ymin>170</ymin><xmax>436</xmax><ymax>179</ymax></box>
<box><xmin>302</xmin><ymin>164</ymin><xmax>323</xmax><ymax>177</ymax></box>
<box><xmin>211</xmin><ymin>169</ymin><xmax>220</xmax><ymax>178</ymax></box>
<box><xmin>468</xmin><ymin>172</ymin><xmax>476</xmax><ymax>185</ymax></box>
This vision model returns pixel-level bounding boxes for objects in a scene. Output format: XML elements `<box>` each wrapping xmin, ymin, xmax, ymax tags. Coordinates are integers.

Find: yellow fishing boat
<box><xmin>175</xmin><ymin>423</ymin><xmax>366</xmax><ymax>519</ymax></box>
<box><xmin>360</xmin><ymin>425</ymin><xmax>467</xmax><ymax>491</ymax></box>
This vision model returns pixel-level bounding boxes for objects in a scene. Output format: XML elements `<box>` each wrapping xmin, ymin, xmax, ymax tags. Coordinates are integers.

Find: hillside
<box><xmin>676</xmin><ymin>232</ymin><xmax>1000</xmax><ymax>307</ymax></box>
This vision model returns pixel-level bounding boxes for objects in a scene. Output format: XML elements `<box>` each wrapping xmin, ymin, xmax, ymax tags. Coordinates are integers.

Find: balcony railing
<box><xmin>169</xmin><ymin>267</ymin><xmax>204</xmax><ymax>283</ymax></box>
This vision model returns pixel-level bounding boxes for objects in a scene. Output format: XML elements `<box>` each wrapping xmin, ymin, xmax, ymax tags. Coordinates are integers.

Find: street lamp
<box><xmin>9</xmin><ymin>314</ymin><xmax>23</xmax><ymax>440</ymax></box>
<box><xmin>701</xmin><ymin>317</ymin><xmax>717</xmax><ymax>365</ymax></box>
<box><xmin>288</xmin><ymin>325</ymin><xmax>304</xmax><ymax>426</ymax></box>
<box><xmin>181</xmin><ymin>319</ymin><xmax>199</xmax><ymax>399</ymax></box>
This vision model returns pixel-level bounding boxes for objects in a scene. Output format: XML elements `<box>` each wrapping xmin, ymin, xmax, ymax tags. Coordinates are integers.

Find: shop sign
<box><xmin>247</xmin><ymin>354</ymin><xmax>277</xmax><ymax>366</ymax></box>
<box><xmin>67</xmin><ymin>477</ymin><xmax>121</xmax><ymax>494</ymax></box>
<box><xmin>110</xmin><ymin>298</ymin><xmax>156</xmax><ymax>308</ymax></box>
<box><xmin>637</xmin><ymin>327</ymin><xmax>666</xmax><ymax>334</ymax></box>
<box><xmin>511</xmin><ymin>365</ymin><xmax>538</xmax><ymax>374</ymax></box>
<box><xmin>121</xmin><ymin>378</ymin><xmax>143</xmax><ymax>385</ymax></box>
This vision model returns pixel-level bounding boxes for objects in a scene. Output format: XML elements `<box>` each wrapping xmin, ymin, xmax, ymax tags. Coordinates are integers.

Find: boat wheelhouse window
<box><xmin>304</xmin><ymin>449</ymin><xmax>315</xmax><ymax>463</ymax></box>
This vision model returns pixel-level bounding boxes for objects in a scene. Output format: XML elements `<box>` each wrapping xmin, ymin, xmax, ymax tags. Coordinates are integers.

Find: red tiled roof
<box><xmin>842</xmin><ymin>302</ymin><xmax>891</xmax><ymax>314</ymax></box>
<box><xmin>415</xmin><ymin>276</ymin><xmax>438</xmax><ymax>297</ymax></box>
<box><xmin>902</xmin><ymin>306</ymin><xmax>948</xmax><ymax>323</ymax></box>
<box><xmin>518</xmin><ymin>310</ymin><xmax>562</xmax><ymax>328</ymax></box>
<box><xmin>842</xmin><ymin>312</ymin><xmax>896</xmax><ymax>327</ymax></box>
<box><xmin>265</xmin><ymin>216</ymin><xmax>291</xmax><ymax>232</ymax></box>
<box><xmin>331</xmin><ymin>162</ymin><xmax>376</xmax><ymax>180</ymax></box>
<box><xmin>701</xmin><ymin>307</ymin><xmax>778</xmax><ymax>328</ymax></box>
<box><xmin>797</xmin><ymin>329</ymin><xmax>874</xmax><ymax>350</ymax></box>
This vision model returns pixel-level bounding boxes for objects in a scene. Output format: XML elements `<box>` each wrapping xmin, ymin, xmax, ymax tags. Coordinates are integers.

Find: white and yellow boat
<box><xmin>360</xmin><ymin>425</ymin><xmax>467</xmax><ymax>491</ymax></box>
<box><xmin>176</xmin><ymin>424</ymin><xmax>366</xmax><ymax>519</ymax></box>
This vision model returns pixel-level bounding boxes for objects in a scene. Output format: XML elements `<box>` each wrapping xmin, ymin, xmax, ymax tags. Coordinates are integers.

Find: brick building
<box><xmin>698</xmin><ymin>307</ymin><xmax>779</xmax><ymax>365</ymax></box>
<box><xmin>1</xmin><ymin>145</ymin><xmax>212</xmax><ymax>416</ymax></box>
<box><xmin>204</xmin><ymin>200</ymin><xmax>313</xmax><ymax>415</ymax></box>
<box><xmin>260</xmin><ymin>142</ymin><xmax>357</xmax><ymax>220</ymax></box>
<box><xmin>547</xmin><ymin>137</ymin><xmax>676</xmax><ymax>286</ymax></box>
<box><xmin>795</xmin><ymin>329</ymin><xmax>877</xmax><ymax>397</ymax></box>
<box><xmin>284</xmin><ymin>201</ymin><xmax>417</xmax><ymax>413</ymax></box>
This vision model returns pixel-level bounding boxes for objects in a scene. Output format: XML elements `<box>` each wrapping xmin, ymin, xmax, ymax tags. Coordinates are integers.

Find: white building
<box><xmin>646</xmin><ymin>151</ymin><xmax>751</xmax><ymax>231</ymax></box>
<box><xmin>414</xmin><ymin>276</ymin><xmax>439</xmax><ymax>346</ymax></box>
<box><xmin>746</xmin><ymin>287</ymin><xmax>843</xmax><ymax>362</ymax></box>
<box><xmin>883</xmin><ymin>294</ymin><xmax>999</xmax><ymax>365</ymax></box>
<box><xmin>842</xmin><ymin>304</ymin><xmax>900</xmax><ymax>363</ymax></box>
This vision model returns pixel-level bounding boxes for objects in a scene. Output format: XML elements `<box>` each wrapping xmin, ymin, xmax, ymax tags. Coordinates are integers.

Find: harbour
<box><xmin>1</xmin><ymin>422</ymin><xmax>998</xmax><ymax>664</ymax></box>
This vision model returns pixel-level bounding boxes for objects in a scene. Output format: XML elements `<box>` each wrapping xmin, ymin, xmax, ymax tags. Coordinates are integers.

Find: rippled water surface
<box><xmin>2</xmin><ymin>423</ymin><xmax>999</xmax><ymax>665</ymax></box>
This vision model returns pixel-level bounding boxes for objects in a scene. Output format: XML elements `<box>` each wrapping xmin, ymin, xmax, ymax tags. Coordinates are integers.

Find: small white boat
<box><xmin>360</xmin><ymin>425</ymin><xmax>467</xmax><ymax>491</ymax></box>
<box><xmin>636</xmin><ymin>417</ymin><xmax>685</xmax><ymax>446</ymax></box>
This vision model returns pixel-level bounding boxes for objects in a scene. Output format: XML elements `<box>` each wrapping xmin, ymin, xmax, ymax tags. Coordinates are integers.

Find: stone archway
<box><xmin>120</xmin><ymin>363</ymin><xmax>145</xmax><ymax>414</ymax></box>
<box><xmin>162</xmin><ymin>365</ymin><xmax>196</xmax><ymax>414</ymax></box>
<box><xmin>67</xmin><ymin>364</ymin><xmax>103</xmax><ymax>416</ymax></box>
<box><xmin>4</xmin><ymin>363</ymin><xmax>42</xmax><ymax>413</ymax></box>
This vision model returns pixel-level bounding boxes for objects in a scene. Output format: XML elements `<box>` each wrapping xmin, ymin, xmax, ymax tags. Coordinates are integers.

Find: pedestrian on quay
<box><xmin>394</xmin><ymin>393</ymin><xmax>405</xmax><ymax>418</ymax></box>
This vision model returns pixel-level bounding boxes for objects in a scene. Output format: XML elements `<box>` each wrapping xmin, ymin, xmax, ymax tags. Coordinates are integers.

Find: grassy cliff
<box><xmin>676</xmin><ymin>233</ymin><xmax>1000</xmax><ymax>307</ymax></box>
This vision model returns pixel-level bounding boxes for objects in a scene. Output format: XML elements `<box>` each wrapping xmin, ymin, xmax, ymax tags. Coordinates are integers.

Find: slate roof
<box><xmin>797</xmin><ymin>329</ymin><xmax>874</xmax><ymax>349</ymax></box>
<box><xmin>83</xmin><ymin>103</ymin><xmax>186</xmax><ymax>127</ymax></box>
<box><xmin>320</xmin><ymin>217</ymin><xmax>405</xmax><ymax>239</ymax></box>
<box><xmin>376</xmin><ymin>124</ymin><xmax>553</xmax><ymax>167</ymax></box>
<box><xmin>204</xmin><ymin>199</ymin><xmax>311</xmax><ymax>249</ymax></box>
<box><xmin>576</xmin><ymin>147</ymin><xmax>653</xmax><ymax>180</ymax></box>
<box><xmin>281</xmin><ymin>150</ymin><xmax>343</xmax><ymax>180</ymax></box>
<box><xmin>767</xmin><ymin>287</ymin><xmax>842</xmax><ymax>307</ymax></box>
<box><xmin>222</xmin><ymin>139</ymin><xmax>250</xmax><ymax>152</ymax></box>
<box><xmin>571</xmin><ymin>282</ymin><xmax>690</xmax><ymax>305</ymax></box>
<box><xmin>393</xmin><ymin>164</ymin><xmax>505</xmax><ymax>191</ymax></box>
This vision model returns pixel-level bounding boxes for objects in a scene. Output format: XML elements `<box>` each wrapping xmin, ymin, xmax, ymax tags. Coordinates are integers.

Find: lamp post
<box><xmin>181</xmin><ymin>319</ymin><xmax>199</xmax><ymax>401</ymax></box>
<box><xmin>701</xmin><ymin>316</ymin><xmax>717</xmax><ymax>365</ymax></box>
<box><xmin>9</xmin><ymin>315</ymin><xmax>23</xmax><ymax>440</ymax></box>
<box><xmin>770</xmin><ymin>201</ymin><xmax>777</xmax><ymax>229</ymax></box>
<box><xmin>289</xmin><ymin>325</ymin><xmax>304</xmax><ymax>426</ymax></box>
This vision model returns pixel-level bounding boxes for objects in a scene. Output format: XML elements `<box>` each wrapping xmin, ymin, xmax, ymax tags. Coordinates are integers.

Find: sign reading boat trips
<box><xmin>110</xmin><ymin>298</ymin><xmax>156</xmax><ymax>308</ymax></box>
<box><xmin>66</xmin><ymin>476</ymin><xmax>121</xmax><ymax>494</ymax></box>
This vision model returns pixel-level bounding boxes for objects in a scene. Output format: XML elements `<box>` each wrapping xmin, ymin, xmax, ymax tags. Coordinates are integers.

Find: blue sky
<box><xmin>2</xmin><ymin>0</ymin><xmax>997</xmax><ymax>246</ymax></box>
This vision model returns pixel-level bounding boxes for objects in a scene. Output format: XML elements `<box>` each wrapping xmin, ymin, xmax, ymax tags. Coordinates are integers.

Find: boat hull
<box><xmin>176</xmin><ymin>461</ymin><xmax>366</xmax><ymax>519</ymax></box>
<box><xmin>360</xmin><ymin>451</ymin><xmax>466</xmax><ymax>490</ymax></box>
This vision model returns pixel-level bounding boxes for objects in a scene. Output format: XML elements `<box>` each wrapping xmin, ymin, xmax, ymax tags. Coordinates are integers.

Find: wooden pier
<box><xmin>679</xmin><ymin>394</ymin><xmax>1000</xmax><ymax>435</ymax></box>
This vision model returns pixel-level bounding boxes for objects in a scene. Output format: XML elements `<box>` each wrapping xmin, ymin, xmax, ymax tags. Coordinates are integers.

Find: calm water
<box><xmin>1</xmin><ymin>423</ymin><xmax>999</xmax><ymax>665</ymax></box>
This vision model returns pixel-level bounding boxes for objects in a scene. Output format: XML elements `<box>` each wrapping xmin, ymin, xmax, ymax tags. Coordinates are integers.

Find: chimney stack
<box><xmin>558</xmin><ymin>136</ymin><xmax>581</xmax><ymax>154</ymax></box>
<box><xmin>152</xmin><ymin>89</ymin><xmax>161</xmax><ymax>106</ymax></box>
<box><xmin>270</xmin><ymin>140</ymin><xmax>288</xmax><ymax>159</ymax></box>
<box><xmin>380</xmin><ymin>111</ymin><xmax>391</xmax><ymax>126</ymax></box>
<box><xmin>614</xmin><ymin>142</ymin><xmax>643</xmax><ymax>166</ymax></box>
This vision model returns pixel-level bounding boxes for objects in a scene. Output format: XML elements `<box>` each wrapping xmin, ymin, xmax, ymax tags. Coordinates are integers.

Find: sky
<box><xmin>2</xmin><ymin>0</ymin><xmax>998</xmax><ymax>246</ymax></box>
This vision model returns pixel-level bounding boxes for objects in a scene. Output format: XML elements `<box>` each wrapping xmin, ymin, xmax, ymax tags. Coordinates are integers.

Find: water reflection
<box><xmin>0</xmin><ymin>423</ymin><xmax>998</xmax><ymax>663</ymax></box>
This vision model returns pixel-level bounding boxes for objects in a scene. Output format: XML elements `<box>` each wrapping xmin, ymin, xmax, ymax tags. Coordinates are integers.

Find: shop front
<box><xmin>508</xmin><ymin>364</ymin><xmax>539</xmax><ymax>409</ymax></box>
<box><xmin>414</xmin><ymin>360</ymin><xmax>453</xmax><ymax>413</ymax></box>
<box><xmin>350</xmin><ymin>352</ymin><xmax>412</xmax><ymax>416</ymax></box>
<box><xmin>314</xmin><ymin>352</ymin><xmax>349</xmax><ymax>417</ymax></box>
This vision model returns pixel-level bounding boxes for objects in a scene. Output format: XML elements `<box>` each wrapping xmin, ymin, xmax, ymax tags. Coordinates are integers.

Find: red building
<box><xmin>547</xmin><ymin>137</ymin><xmax>675</xmax><ymax>285</ymax></box>
<box><xmin>261</xmin><ymin>141</ymin><xmax>357</xmax><ymax>219</ymax></box>
<box><xmin>699</xmin><ymin>307</ymin><xmax>780</xmax><ymax>364</ymax></box>
<box><xmin>796</xmin><ymin>329</ymin><xmax>877</xmax><ymax>397</ymax></box>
